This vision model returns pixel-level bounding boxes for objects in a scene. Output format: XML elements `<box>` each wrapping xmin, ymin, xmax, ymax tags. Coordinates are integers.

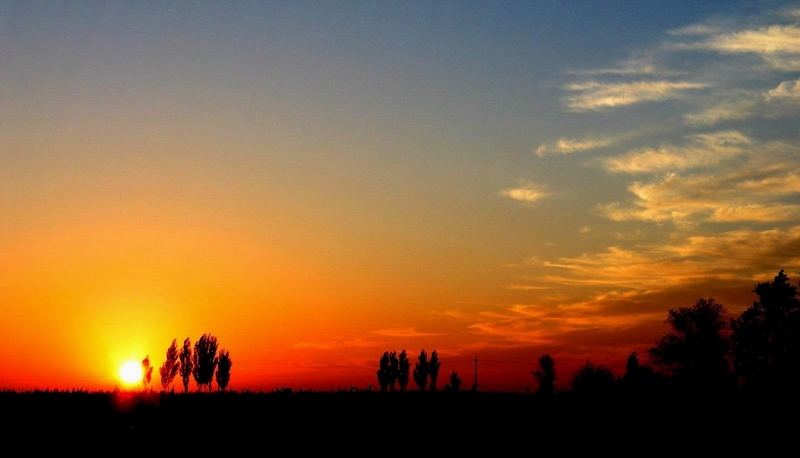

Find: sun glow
<box><xmin>119</xmin><ymin>361</ymin><xmax>142</xmax><ymax>385</ymax></box>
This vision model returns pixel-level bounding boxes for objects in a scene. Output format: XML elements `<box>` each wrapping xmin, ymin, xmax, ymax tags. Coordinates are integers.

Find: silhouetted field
<box><xmin>2</xmin><ymin>389</ymin><xmax>796</xmax><ymax>451</ymax></box>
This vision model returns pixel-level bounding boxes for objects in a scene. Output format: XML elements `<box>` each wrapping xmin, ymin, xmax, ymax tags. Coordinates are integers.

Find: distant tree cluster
<box><xmin>157</xmin><ymin>333</ymin><xmax>232</xmax><ymax>392</ymax></box>
<box><xmin>528</xmin><ymin>270</ymin><xmax>800</xmax><ymax>398</ymax></box>
<box><xmin>377</xmin><ymin>349</ymin><xmax>441</xmax><ymax>391</ymax></box>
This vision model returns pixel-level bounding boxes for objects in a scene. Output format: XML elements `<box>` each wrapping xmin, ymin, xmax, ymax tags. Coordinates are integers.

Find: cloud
<box><xmin>598</xmin><ymin>171</ymin><xmax>800</xmax><ymax>225</ymax></box>
<box><xmin>533</xmin><ymin>226</ymin><xmax>800</xmax><ymax>292</ymax></box>
<box><xmin>373</xmin><ymin>327</ymin><xmax>442</xmax><ymax>338</ymax></box>
<box><xmin>683</xmin><ymin>100</ymin><xmax>757</xmax><ymax>125</ymax></box>
<box><xmin>500</xmin><ymin>181</ymin><xmax>548</xmax><ymax>204</ymax></box>
<box><xmin>294</xmin><ymin>337</ymin><xmax>382</xmax><ymax>349</ymax></box>
<box><xmin>535</xmin><ymin>137</ymin><xmax>614</xmax><ymax>157</ymax></box>
<box><xmin>565</xmin><ymin>80</ymin><xmax>708</xmax><ymax>111</ymax></box>
<box><xmin>766</xmin><ymin>79</ymin><xmax>800</xmax><ymax>101</ymax></box>
<box><xmin>673</xmin><ymin>25</ymin><xmax>800</xmax><ymax>70</ymax></box>
<box><xmin>602</xmin><ymin>131</ymin><xmax>750</xmax><ymax>173</ymax></box>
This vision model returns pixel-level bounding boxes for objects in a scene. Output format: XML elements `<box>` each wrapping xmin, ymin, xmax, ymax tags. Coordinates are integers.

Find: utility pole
<box><xmin>471</xmin><ymin>356</ymin><xmax>478</xmax><ymax>392</ymax></box>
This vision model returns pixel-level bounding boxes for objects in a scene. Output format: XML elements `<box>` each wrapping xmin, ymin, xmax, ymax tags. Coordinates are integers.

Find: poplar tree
<box><xmin>413</xmin><ymin>349</ymin><xmax>429</xmax><ymax>390</ymax></box>
<box><xmin>159</xmin><ymin>339</ymin><xmax>180</xmax><ymax>392</ymax></box>
<box><xmin>179</xmin><ymin>338</ymin><xmax>193</xmax><ymax>393</ymax></box>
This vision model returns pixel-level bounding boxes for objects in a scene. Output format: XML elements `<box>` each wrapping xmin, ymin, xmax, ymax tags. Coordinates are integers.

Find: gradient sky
<box><xmin>2</xmin><ymin>1</ymin><xmax>800</xmax><ymax>392</ymax></box>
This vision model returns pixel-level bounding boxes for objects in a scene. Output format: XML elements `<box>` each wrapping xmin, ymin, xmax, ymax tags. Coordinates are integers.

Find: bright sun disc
<box><xmin>119</xmin><ymin>361</ymin><xmax>142</xmax><ymax>384</ymax></box>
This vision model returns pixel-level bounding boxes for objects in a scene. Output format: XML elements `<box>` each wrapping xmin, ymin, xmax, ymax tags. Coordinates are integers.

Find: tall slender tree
<box><xmin>397</xmin><ymin>350</ymin><xmax>410</xmax><ymax>391</ymax></box>
<box><xmin>179</xmin><ymin>338</ymin><xmax>193</xmax><ymax>393</ymax></box>
<box><xmin>377</xmin><ymin>351</ymin><xmax>392</xmax><ymax>392</ymax></box>
<box><xmin>159</xmin><ymin>339</ymin><xmax>180</xmax><ymax>392</ymax></box>
<box><xmin>429</xmin><ymin>350</ymin><xmax>441</xmax><ymax>391</ymax></box>
<box><xmin>215</xmin><ymin>349</ymin><xmax>232</xmax><ymax>391</ymax></box>
<box><xmin>413</xmin><ymin>349</ymin><xmax>429</xmax><ymax>390</ymax></box>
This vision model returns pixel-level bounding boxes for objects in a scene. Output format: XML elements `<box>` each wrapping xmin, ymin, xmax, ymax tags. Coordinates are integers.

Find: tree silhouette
<box><xmin>533</xmin><ymin>354</ymin><xmax>556</xmax><ymax>397</ymax></box>
<box><xmin>648</xmin><ymin>298</ymin><xmax>733</xmax><ymax>392</ymax></box>
<box><xmin>731</xmin><ymin>270</ymin><xmax>800</xmax><ymax>391</ymax></box>
<box><xmin>413</xmin><ymin>349</ymin><xmax>429</xmax><ymax>390</ymax></box>
<box><xmin>215</xmin><ymin>349</ymin><xmax>232</xmax><ymax>391</ymax></box>
<box><xmin>389</xmin><ymin>351</ymin><xmax>399</xmax><ymax>391</ymax></box>
<box><xmin>192</xmin><ymin>334</ymin><xmax>219</xmax><ymax>392</ymax></box>
<box><xmin>429</xmin><ymin>350</ymin><xmax>441</xmax><ymax>391</ymax></box>
<box><xmin>141</xmin><ymin>355</ymin><xmax>153</xmax><ymax>390</ymax></box>
<box><xmin>571</xmin><ymin>360</ymin><xmax>615</xmax><ymax>396</ymax></box>
<box><xmin>159</xmin><ymin>339</ymin><xmax>180</xmax><ymax>392</ymax></box>
<box><xmin>397</xmin><ymin>350</ymin><xmax>410</xmax><ymax>391</ymax></box>
<box><xmin>447</xmin><ymin>371</ymin><xmax>462</xmax><ymax>392</ymax></box>
<box><xmin>377</xmin><ymin>352</ymin><xmax>392</xmax><ymax>392</ymax></box>
<box><xmin>179</xmin><ymin>338</ymin><xmax>193</xmax><ymax>393</ymax></box>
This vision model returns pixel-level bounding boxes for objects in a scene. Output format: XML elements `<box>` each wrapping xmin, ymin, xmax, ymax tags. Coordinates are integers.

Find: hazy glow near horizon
<box><xmin>2</xmin><ymin>1</ymin><xmax>799</xmax><ymax>392</ymax></box>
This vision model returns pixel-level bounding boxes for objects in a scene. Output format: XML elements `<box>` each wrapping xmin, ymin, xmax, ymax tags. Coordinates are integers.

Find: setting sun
<box><xmin>119</xmin><ymin>361</ymin><xmax>142</xmax><ymax>385</ymax></box>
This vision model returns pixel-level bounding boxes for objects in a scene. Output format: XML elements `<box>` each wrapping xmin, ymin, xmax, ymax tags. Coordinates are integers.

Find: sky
<box><xmin>2</xmin><ymin>1</ymin><xmax>800</xmax><ymax>392</ymax></box>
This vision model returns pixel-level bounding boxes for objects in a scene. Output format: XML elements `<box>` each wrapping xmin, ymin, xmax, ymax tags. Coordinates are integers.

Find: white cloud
<box><xmin>500</xmin><ymin>181</ymin><xmax>548</xmax><ymax>204</ymax></box>
<box><xmin>535</xmin><ymin>137</ymin><xmax>614</xmax><ymax>157</ymax></box>
<box><xmin>602</xmin><ymin>131</ymin><xmax>750</xmax><ymax>173</ymax></box>
<box><xmin>565</xmin><ymin>80</ymin><xmax>708</xmax><ymax>111</ymax></box>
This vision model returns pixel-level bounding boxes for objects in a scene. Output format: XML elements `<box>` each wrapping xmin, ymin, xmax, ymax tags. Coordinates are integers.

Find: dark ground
<box><xmin>1</xmin><ymin>390</ymin><xmax>795</xmax><ymax>452</ymax></box>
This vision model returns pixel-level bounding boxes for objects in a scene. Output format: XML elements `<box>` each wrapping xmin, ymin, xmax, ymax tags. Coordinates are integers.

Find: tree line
<box><xmin>530</xmin><ymin>270</ymin><xmax>800</xmax><ymax>397</ymax></box>
<box><xmin>152</xmin><ymin>333</ymin><xmax>232</xmax><ymax>392</ymax></box>
<box><xmin>375</xmin><ymin>349</ymin><xmax>462</xmax><ymax>391</ymax></box>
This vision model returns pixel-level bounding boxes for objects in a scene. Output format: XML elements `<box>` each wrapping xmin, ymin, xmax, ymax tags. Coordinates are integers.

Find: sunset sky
<box><xmin>2</xmin><ymin>1</ymin><xmax>800</xmax><ymax>392</ymax></box>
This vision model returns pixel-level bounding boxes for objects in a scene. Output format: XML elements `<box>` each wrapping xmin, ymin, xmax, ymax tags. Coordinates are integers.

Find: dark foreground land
<box><xmin>1</xmin><ymin>389</ymin><xmax>796</xmax><ymax>451</ymax></box>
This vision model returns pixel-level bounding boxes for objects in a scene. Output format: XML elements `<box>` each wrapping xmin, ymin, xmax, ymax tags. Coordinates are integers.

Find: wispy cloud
<box><xmin>598</xmin><ymin>138</ymin><xmax>800</xmax><ymax>225</ymax></box>
<box><xmin>373</xmin><ymin>327</ymin><xmax>442</xmax><ymax>338</ymax></box>
<box><xmin>293</xmin><ymin>337</ymin><xmax>381</xmax><ymax>349</ymax></box>
<box><xmin>766</xmin><ymin>78</ymin><xmax>800</xmax><ymax>101</ymax></box>
<box><xmin>673</xmin><ymin>25</ymin><xmax>800</xmax><ymax>70</ymax></box>
<box><xmin>602</xmin><ymin>131</ymin><xmax>750</xmax><ymax>173</ymax></box>
<box><xmin>565</xmin><ymin>80</ymin><xmax>708</xmax><ymax>111</ymax></box>
<box><xmin>500</xmin><ymin>181</ymin><xmax>548</xmax><ymax>205</ymax></box>
<box><xmin>536</xmin><ymin>226</ymin><xmax>800</xmax><ymax>291</ymax></box>
<box><xmin>683</xmin><ymin>100</ymin><xmax>757</xmax><ymax>125</ymax></box>
<box><xmin>535</xmin><ymin>137</ymin><xmax>615</xmax><ymax>157</ymax></box>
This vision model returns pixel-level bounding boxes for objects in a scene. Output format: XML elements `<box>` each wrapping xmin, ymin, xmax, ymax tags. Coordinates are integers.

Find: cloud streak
<box><xmin>536</xmin><ymin>137</ymin><xmax>615</xmax><ymax>157</ymax></box>
<box><xmin>564</xmin><ymin>80</ymin><xmax>707</xmax><ymax>111</ymax></box>
<box><xmin>602</xmin><ymin>131</ymin><xmax>750</xmax><ymax>174</ymax></box>
<box><xmin>500</xmin><ymin>181</ymin><xmax>548</xmax><ymax>205</ymax></box>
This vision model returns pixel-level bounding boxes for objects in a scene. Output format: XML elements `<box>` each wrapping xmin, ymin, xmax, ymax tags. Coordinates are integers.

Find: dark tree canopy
<box><xmin>216</xmin><ymin>349</ymin><xmax>232</xmax><ymax>391</ymax></box>
<box><xmin>413</xmin><ymin>349</ymin><xmax>429</xmax><ymax>390</ymax></box>
<box><xmin>179</xmin><ymin>338</ymin><xmax>193</xmax><ymax>393</ymax></box>
<box><xmin>533</xmin><ymin>354</ymin><xmax>556</xmax><ymax>396</ymax></box>
<box><xmin>648</xmin><ymin>298</ymin><xmax>733</xmax><ymax>392</ymax></box>
<box><xmin>397</xmin><ymin>350</ymin><xmax>410</xmax><ymax>391</ymax></box>
<box><xmin>192</xmin><ymin>334</ymin><xmax>219</xmax><ymax>392</ymax></box>
<box><xmin>731</xmin><ymin>270</ymin><xmax>800</xmax><ymax>391</ymax></box>
<box><xmin>447</xmin><ymin>371</ymin><xmax>462</xmax><ymax>392</ymax></box>
<box><xmin>429</xmin><ymin>351</ymin><xmax>441</xmax><ymax>391</ymax></box>
<box><xmin>377</xmin><ymin>351</ymin><xmax>392</xmax><ymax>392</ymax></box>
<box><xmin>571</xmin><ymin>360</ymin><xmax>615</xmax><ymax>395</ymax></box>
<box><xmin>159</xmin><ymin>339</ymin><xmax>180</xmax><ymax>392</ymax></box>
